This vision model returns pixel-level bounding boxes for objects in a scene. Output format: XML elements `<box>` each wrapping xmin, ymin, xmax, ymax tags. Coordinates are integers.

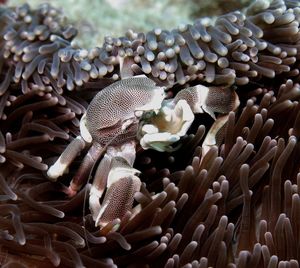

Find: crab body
<box><xmin>47</xmin><ymin>75</ymin><xmax>167</xmax><ymax>226</ymax></box>
<box><xmin>85</xmin><ymin>75</ymin><xmax>166</xmax><ymax>146</ymax></box>
<box><xmin>47</xmin><ymin>71</ymin><xmax>239</xmax><ymax>228</ymax></box>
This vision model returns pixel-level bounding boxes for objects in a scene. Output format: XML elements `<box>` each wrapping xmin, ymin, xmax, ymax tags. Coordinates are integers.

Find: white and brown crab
<box><xmin>47</xmin><ymin>66</ymin><xmax>239</xmax><ymax>228</ymax></box>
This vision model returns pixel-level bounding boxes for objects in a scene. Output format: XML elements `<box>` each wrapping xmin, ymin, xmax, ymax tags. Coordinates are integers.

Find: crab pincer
<box><xmin>138</xmin><ymin>84</ymin><xmax>240</xmax><ymax>153</ymax></box>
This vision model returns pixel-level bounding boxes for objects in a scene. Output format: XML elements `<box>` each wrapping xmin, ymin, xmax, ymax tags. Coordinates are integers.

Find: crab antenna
<box><xmin>118</xmin><ymin>55</ymin><xmax>135</xmax><ymax>79</ymax></box>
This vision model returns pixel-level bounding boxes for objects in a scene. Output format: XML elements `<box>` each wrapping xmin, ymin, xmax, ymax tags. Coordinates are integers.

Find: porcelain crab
<box><xmin>47</xmin><ymin>72</ymin><xmax>239</xmax><ymax>228</ymax></box>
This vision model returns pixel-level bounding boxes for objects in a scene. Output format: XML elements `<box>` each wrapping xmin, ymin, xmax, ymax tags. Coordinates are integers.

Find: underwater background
<box><xmin>8</xmin><ymin>0</ymin><xmax>252</xmax><ymax>48</ymax></box>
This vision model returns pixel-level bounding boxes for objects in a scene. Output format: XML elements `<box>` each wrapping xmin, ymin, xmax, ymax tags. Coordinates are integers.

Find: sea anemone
<box><xmin>0</xmin><ymin>0</ymin><xmax>300</xmax><ymax>267</ymax></box>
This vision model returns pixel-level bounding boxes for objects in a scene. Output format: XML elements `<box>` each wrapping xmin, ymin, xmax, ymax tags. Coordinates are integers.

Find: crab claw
<box><xmin>138</xmin><ymin>99</ymin><xmax>195</xmax><ymax>152</ymax></box>
<box><xmin>88</xmin><ymin>141</ymin><xmax>140</xmax><ymax>228</ymax></box>
<box><xmin>94</xmin><ymin>156</ymin><xmax>141</xmax><ymax>227</ymax></box>
<box><xmin>174</xmin><ymin>84</ymin><xmax>239</xmax><ymax>119</ymax></box>
<box><xmin>173</xmin><ymin>84</ymin><xmax>240</xmax><ymax>155</ymax></box>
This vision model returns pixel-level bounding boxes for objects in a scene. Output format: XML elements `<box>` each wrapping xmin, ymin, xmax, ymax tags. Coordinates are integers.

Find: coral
<box><xmin>0</xmin><ymin>0</ymin><xmax>300</xmax><ymax>267</ymax></box>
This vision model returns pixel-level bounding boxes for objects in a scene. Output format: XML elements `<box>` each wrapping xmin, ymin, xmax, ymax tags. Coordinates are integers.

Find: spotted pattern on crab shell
<box><xmin>85</xmin><ymin>76</ymin><xmax>166</xmax><ymax>146</ymax></box>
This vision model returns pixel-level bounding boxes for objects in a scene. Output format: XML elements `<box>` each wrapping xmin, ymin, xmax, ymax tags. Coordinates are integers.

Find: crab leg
<box><xmin>202</xmin><ymin>114</ymin><xmax>229</xmax><ymax>154</ymax></box>
<box><xmin>89</xmin><ymin>153</ymin><xmax>111</xmax><ymax>221</ymax></box>
<box><xmin>47</xmin><ymin>113</ymin><xmax>92</xmax><ymax>181</ymax></box>
<box><xmin>66</xmin><ymin>142</ymin><xmax>104</xmax><ymax>197</ymax></box>
<box><xmin>47</xmin><ymin>136</ymin><xmax>87</xmax><ymax>181</ymax></box>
